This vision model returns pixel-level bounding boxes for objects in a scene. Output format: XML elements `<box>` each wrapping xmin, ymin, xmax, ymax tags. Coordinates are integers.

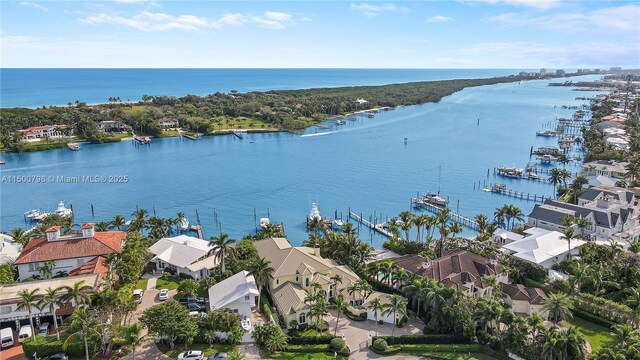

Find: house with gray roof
<box><xmin>208</xmin><ymin>270</ymin><xmax>259</xmax><ymax>319</ymax></box>
<box><xmin>527</xmin><ymin>186</ymin><xmax>638</xmax><ymax>241</ymax></box>
<box><xmin>150</xmin><ymin>235</ymin><xmax>219</xmax><ymax>280</ymax></box>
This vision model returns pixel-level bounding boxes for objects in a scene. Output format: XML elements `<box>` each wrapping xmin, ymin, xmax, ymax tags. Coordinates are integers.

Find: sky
<box><xmin>1</xmin><ymin>0</ymin><xmax>639</xmax><ymax>68</ymax></box>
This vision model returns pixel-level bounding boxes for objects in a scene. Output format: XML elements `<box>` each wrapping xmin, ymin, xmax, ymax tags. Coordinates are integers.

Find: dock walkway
<box><xmin>348</xmin><ymin>211</ymin><xmax>398</xmax><ymax>239</ymax></box>
<box><xmin>409</xmin><ymin>201</ymin><xmax>478</xmax><ymax>231</ymax></box>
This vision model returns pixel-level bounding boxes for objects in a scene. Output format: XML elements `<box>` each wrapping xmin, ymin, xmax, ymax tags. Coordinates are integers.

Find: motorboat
<box><xmin>260</xmin><ymin>217</ymin><xmax>271</xmax><ymax>229</ymax></box>
<box><xmin>528</xmin><ymin>172</ymin><xmax>539</xmax><ymax>180</ymax></box>
<box><xmin>332</xmin><ymin>219</ymin><xmax>345</xmax><ymax>229</ymax></box>
<box><xmin>491</xmin><ymin>184</ymin><xmax>507</xmax><ymax>193</ymax></box>
<box><xmin>308</xmin><ymin>202</ymin><xmax>321</xmax><ymax>221</ymax></box>
<box><xmin>423</xmin><ymin>192</ymin><xmax>447</xmax><ymax>206</ymax></box>
<box><xmin>536</xmin><ymin>130</ymin><xmax>556</xmax><ymax>137</ymax></box>
<box><xmin>178</xmin><ymin>217</ymin><xmax>190</xmax><ymax>231</ymax></box>
<box><xmin>54</xmin><ymin>201</ymin><xmax>73</xmax><ymax>217</ymax></box>
<box><xmin>335</xmin><ymin>120</ymin><xmax>346</xmax><ymax>125</ymax></box>
<box><xmin>24</xmin><ymin>209</ymin><xmax>44</xmax><ymax>222</ymax></box>
<box><xmin>67</xmin><ymin>143</ymin><xmax>79</xmax><ymax>151</ymax></box>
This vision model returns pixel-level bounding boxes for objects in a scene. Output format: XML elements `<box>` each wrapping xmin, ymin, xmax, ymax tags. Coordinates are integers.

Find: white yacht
<box><xmin>54</xmin><ymin>201</ymin><xmax>73</xmax><ymax>217</ymax></box>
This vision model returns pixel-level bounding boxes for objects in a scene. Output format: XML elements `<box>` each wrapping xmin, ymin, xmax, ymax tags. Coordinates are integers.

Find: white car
<box><xmin>158</xmin><ymin>289</ymin><xmax>169</xmax><ymax>301</ymax></box>
<box><xmin>18</xmin><ymin>325</ymin><xmax>32</xmax><ymax>343</ymax></box>
<box><xmin>133</xmin><ymin>289</ymin><xmax>144</xmax><ymax>304</ymax></box>
<box><xmin>177</xmin><ymin>350</ymin><xmax>204</xmax><ymax>360</ymax></box>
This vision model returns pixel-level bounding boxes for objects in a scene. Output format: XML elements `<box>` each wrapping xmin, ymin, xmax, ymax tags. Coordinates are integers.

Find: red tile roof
<box><xmin>81</xmin><ymin>223</ymin><xmax>94</xmax><ymax>229</ymax></box>
<box><xmin>14</xmin><ymin>231</ymin><xmax>125</xmax><ymax>265</ymax></box>
<box><xmin>501</xmin><ymin>283</ymin><xmax>547</xmax><ymax>305</ymax></box>
<box><xmin>69</xmin><ymin>256</ymin><xmax>109</xmax><ymax>283</ymax></box>
<box><xmin>46</xmin><ymin>226</ymin><xmax>61</xmax><ymax>232</ymax></box>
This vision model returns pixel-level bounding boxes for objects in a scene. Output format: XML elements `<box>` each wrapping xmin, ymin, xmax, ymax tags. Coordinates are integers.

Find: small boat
<box><xmin>54</xmin><ymin>201</ymin><xmax>73</xmax><ymax>217</ymax></box>
<box><xmin>335</xmin><ymin>120</ymin><xmax>346</xmax><ymax>126</ymax></box>
<box><xmin>528</xmin><ymin>172</ymin><xmax>539</xmax><ymax>180</ymax></box>
<box><xmin>241</xmin><ymin>318</ymin><xmax>252</xmax><ymax>331</ymax></box>
<box><xmin>24</xmin><ymin>209</ymin><xmax>44</xmax><ymax>222</ymax></box>
<box><xmin>367</xmin><ymin>114</ymin><xmax>375</xmax><ymax>118</ymax></box>
<box><xmin>178</xmin><ymin>217</ymin><xmax>190</xmax><ymax>231</ymax></box>
<box><xmin>260</xmin><ymin>217</ymin><xmax>271</xmax><ymax>229</ymax></box>
<box><xmin>317</xmin><ymin>124</ymin><xmax>331</xmax><ymax>129</ymax></box>
<box><xmin>67</xmin><ymin>143</ymin><xmax>79</xmax><ymax>151</ymax></box>
<box><xmin>308</xmin><ymin>202</ymin><xmax>322</xmax><ymax>221</ymax></box>
<box><xmin>536</xmin><ymin>130</ymin><xmax>556</xmax><ymax>137</ymax></box>
<box><xmin>491</xmin><ymin>184</ymin><xmax>507</xmax><ymax>193</ymax></box>
<box><xmin>332</xmin><ymin>219</ymin><xmax>345</xmax><ymax>229</ymax></box>
<box><xmin>423</xmin><ymin>192</ymin><xmax>448</xmax><ymax>207</ymax></box>
<box><xmin>0</xmin><ymin>160</ymin><xmax>5</xmax><ymax>165</ymax></box>
<box><xmin>249</xmin><ymin>141</ymin><xmax>255</xmax><ymax>144</ymax></box>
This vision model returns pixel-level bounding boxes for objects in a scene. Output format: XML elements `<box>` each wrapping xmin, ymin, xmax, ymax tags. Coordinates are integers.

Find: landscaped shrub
<box><xmin>178</xmin><ymin>273</ymin><xmax>194</xmax><ymax>280</ymax></box>
<box><xmin>65</xmin><ymin>338</ymin><xmax>99</xmax><ymax>358</ymax></box>
<box><xmin>163</xmin><ymin>268</ymin><xmax>176</xmax><ymax>275</ymax></box>
<box><xmin>572</xmin><ymin>308</ymin><xmax>616</xmax><ymax>328</ymax></box>
<box><xmin>330</xmin><ymin>337</ymin><xmax>345</xmax><ymax>352</ymax></box>
<box><xmin>344</xmin><ymin>308</ymin><xmax>367</xmax><ymax>321</ymax></box>
<box><xmin>574</xmin><ymin>293</ymin><xmax>638</xmax><ymax>325</ymax></box>
<box><xmin>375</xmin><ymin>334</ymin><xmax>472</xmax><ymax>345</ymax></box>
<box><xmin>284</xmin><ymin>344</ymin><xmax>329</xmax><ymax>353</ymax></box>
<box><xmin>372</xmin><ymin>338</ymin><xmax>388</xmax><ymax>351</ymax></box>
<box><xmin>337</xmin><ymin>345</ymin><xmax>350</xmax><ymax>357</ymax></box>
<box><xmin>22</xmin><ymin>336</ymin><xmax>64</xmax><ymax>357</ymax></box>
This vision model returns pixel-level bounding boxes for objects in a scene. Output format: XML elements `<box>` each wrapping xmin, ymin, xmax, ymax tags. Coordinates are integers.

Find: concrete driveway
<box><xmin>324</xmin><ymin>310</ymin><xmax>424</xmax><ymax>359</ymax></box>
<box><xmin>0</xmin><ymin>344</ymin><xmax>28</xmax><ymax>360</ymax></box>
<box><xmin>129</xmin><ymin>289</ymin><xmax>178</xmax><ymax>324</ymax></box>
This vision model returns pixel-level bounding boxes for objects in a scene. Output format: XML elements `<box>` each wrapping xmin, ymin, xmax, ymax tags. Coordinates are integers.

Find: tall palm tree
<box><xmin>382</xmin><ymin>294</ymin><xmax>407</xmax><ymax>333</ymax></box>
<box><xmin>494</xmin><ymin>206</ymin><xmax>507</xmax><ymax>229</ymax></box>
<box><xmin>94</xmin><ymin>221</ymin><xmax>110</xmax><ymax>232</ymax></box>
<box><xmin>64</xmin><ymin>307</ymin><xmax>99</xmax><ymax>360</ymax></box>
<box><xmin>17</xmin><ymin>289</ymin><xmax>39</xmax><ymax>340</ymax></box>
<box><xmin>542</xmin><ymin>292</ymin><xmax>573</xmax><ymax>326</ymax></box>
<box><xmin>399</xmin><ymin>211</ymin><xmax>414</xmax><ymax>240</ymax></box>
<box><xmin>549</xmin><ymin>168</ymin><xmax>563</xmax><ymax>198</ymax></box>
<box><xmin>110</xmin><ymin>215</ymin><xmax>126</xmax><ymax>230</ymax></box>
<box><xmin>403</xmin><ymin>277</ymin><xmax>427</xmax><ymax>317</ymax></box>
<box><xmin>62</xmin><ymin>280</ymin><xmax>93</xmax><ymax>307</ymax></box>
<box><xmin>209</xmin><ymin>233</ymin><xmax>236</xmax><ymax>273</ymax></box>
<box><xmin>37</xmin><ymin>287</ymin><xmax>65</xmax><ymax>340</ymax></box>
<box><xmin>570</xmin><ymin>175</ymin><xmax>588</xmax><ymax>203</ymax></box>
<box><xmin>561</xmin><ymin>226</ymin><xmax>575</xmax><ymax>259</ymax></box>
<box><xmin>330</xmin><ymin>274</ymin><xmax>343</xmax><ymax>298</ymax></box>
<box><xmin>574</xmin><ymin>216</ymin><xmax>592</xmax><ymax>239</ymax></box>
<box><xmin>474</xmin><ymin>214</ymin><xmax>489</xmax><ymax>235</ymax></box>
<box><xmin>508</xmin><ymin>205</ymin><xmax>524</xmax><ymax>230</ymax></box>
<box><xmin>10</xmin><ymin>228</ymin><xmax>30</xmax><ymax>247</ymax></box>
<box><xmin>39</xmin><ymin>260</ymin><xmax>56</xmax><ymax>279</ymax></box>
<box><xmin>413</xmin><ymin>215</ymin><xmax>426</xmax><ymax>242</ymax></box>
<box><xmin>247</xmin><ymin>257</ymin><xmax>274</xmax><ymax>307</ymax></box>
<box><xmin>369</xmin><ymin>297</ymin><xmax>384</xmax><ymax>336</ymax></box>
<box><xmin>527</xmin><ymin>313</ymin><xmax>545</xmax><ymax>339</ymax></box>
<box><xmin>333</xmin><ymin>295</ymin><xmax>347</xmax><ymax>336</ymax></box>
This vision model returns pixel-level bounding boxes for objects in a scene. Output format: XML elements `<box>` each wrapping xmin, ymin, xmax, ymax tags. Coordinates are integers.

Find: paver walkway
<box><xmin>122</xmin><ymin>340</ymin><xmax>171</xmax><ymax>360</ymax></box>
<box><xmin>146</xmin><ymin>276</ymin><xmax>158</xmax><ymax>290</ymax></box>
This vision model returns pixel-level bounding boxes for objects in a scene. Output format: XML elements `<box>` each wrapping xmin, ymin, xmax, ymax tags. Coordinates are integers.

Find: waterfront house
<box><xmin>0</xmin><ymin>233</ymin><xmax>22</xmax><ymax>266</ymax></box>
<box><xmin>391</xmin><ymin>250</ymin><xmax>508</xmax><ymax>300</ymax></box>
<box><xmin>97</xmin><ymin>120</ymin><xmax>132</xmax><ymax>133</ymax></box>
<box><xmin>500</xmin><ymin>283</ymin><xmax>548</xmax><ymax>317</ymax></box>
<box><xmin>154</xmin><ymin>118</ymin><xmax>179</xmax><ymax>129</ymax></box>
<box><xmin>149</xmin><ymin>235</ymin><xmax>218</xmax><ymax>280</ymax></box>
<box><xmin>0</xmin><ymin>274</ymin><xmax>100</xmax><ymax>332</ymax></box>
<box><xmin>527</xmin><ymin>186</ymin><xmax>638</xmax><ymax>241</ymax></box>
<box><xmin>12</xmin><ymin>224</ymin><xmax>125</xmax><ymax>281</ymax></box>
<box><xmin>501</xmin><ymin>227</ymin><xmax>586</xmax><ymax>269</ymax></box>
<box><xmin>17</xmin><ymin>125</ymin><xmax>72</xmax><ymax>142</ymax></box>
<box><xmin>580</xmin><ymin>160</ymin><xmax>628</xmax><ymax>187</ymax></box>
<box><xmin>207</xmin><ymin>270</ymin><xmax>259</xmax><ymax>319</ymax></box>
<box><xmin>254</xmin><ymin>237</ymin><xmax>397</xmax><ymax>327</ymax></box>
<box><xmin>491</xmin><ymin>229</ymin><xmax>524</xmax><ymax>246</ymax></box>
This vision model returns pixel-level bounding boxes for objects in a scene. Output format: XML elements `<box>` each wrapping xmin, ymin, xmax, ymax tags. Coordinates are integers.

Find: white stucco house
<box><xmin>0</xmin><ymin>234</ymin><xmax>22</xmax><ymax>265</ymax></box>
<box><xmin>208</xmin><ymin>270</ymin><xmax>259</xmax><ymax>319</ymax></box>
<box><xmin>501</xmin><ymin>227</ymin><xmax>586</xmax><ymax>269</ymax></box>
<box><xmin>150</xmin><ymin>235</ymin><xmax>219</xmax><ymax>280</ymax></box>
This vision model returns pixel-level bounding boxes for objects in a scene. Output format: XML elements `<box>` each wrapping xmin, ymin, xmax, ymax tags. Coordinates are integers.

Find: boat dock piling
<box><xmin>484</xmin><ymin>184</ymin><xmax>547</xmax><ymax>203</ymax></box>
<box><xmin>348</xmin><ymin>211</ymin><xmax>398</xmax><ymax>239</ymax></box>
<box><xmin>189</xmin><ymin>224</ymin><xmax>204</xmax><ymax>239</ymax></box>
<box><xmin>413</xmin><ymin>202</ymin><xmax>478</xmax><ymax>231</ymax></box>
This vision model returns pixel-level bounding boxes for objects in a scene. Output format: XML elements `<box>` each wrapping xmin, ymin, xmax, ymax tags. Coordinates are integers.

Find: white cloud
<box><xmin>487</xmin><ymin>4</ymin><xmax>640</xmax><ymax>33</ymax></box>
<box><xmin>426</xmin><ymin>15</ymin><xmax>452</xmax><ymax>23</ymax></box>
<box><xmin>112</xmin><ymin>0</ymin><xmax>159</xmax><ymax>5</ymax></box>
<box><xmin>350</xmin><ymin>3</ymin><xmax>409</xmax><ymax>17</ymax></box>
<box><xmin>20</xmin><ymin>2</ymin><xmax>48</xmax><ymax>12</ymax></box>
<box><xmin>79</xmin><ymin>10</ymin><xmax>298</xmax><ymax>31</ymax></box>
<box><xmin>461</xmin><ymin>0</ymin><xmax>561</xmax><ymax>10</ymax></box>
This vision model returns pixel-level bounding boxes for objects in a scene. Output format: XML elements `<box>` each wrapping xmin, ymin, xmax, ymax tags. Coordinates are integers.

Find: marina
<box><xmin>482</xmin><ymin>184</ymin><xmax>548</xmax><ymax>203</ymax></box>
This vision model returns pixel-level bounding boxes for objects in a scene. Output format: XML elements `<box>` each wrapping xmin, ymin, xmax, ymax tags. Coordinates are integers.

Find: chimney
<box><xmin>313</xmin><ymin>243</ymin><xmax>321</xmax><ymax>257</ymax></box>
<box><xmin>46</xmin><ymin>226</ymin><xmax>61</xmax><ymax>241</ymax></box>
<box><xmin>81</xmin><ymin>223</ymin><xmax>95</xmax><ymax>237</ymax></box>
<box><xmin>596</xmin><ymin>196</ymin><xmax>612</xmax><ymax>209</ymax></box>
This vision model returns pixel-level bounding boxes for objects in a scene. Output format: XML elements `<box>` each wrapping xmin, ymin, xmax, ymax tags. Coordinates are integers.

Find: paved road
<box><xmin>1</xmin><ymin>344</ymin><xmax>28</xmax><ymax>360</ymax></box>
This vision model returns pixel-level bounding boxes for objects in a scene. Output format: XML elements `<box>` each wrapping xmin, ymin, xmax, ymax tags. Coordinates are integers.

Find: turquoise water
<box><xmin>0</xmin><ymin>76</ymin><xmax>600</xmax><ymax>247</ymax></box>
<box><xmin>1</xmin><ymin>68</ymin><xmax>531</xmax><ymax>108</ymax></box>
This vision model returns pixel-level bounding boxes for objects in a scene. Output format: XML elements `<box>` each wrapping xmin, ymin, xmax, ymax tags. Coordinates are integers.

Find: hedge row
<box><xmin>344</xmin><ymin>308</ymin><xmax>367</xmax><ymax>322</ymax></box>
<box><xmin>574</xmin><ymin>293</ymin><xmax>639</xmax><ymax>325</ymax></box>
<box><xmin>370</xmin><ymin>343</ymin><xmax>510</xmax><ymax>360</ymax></box>
<box><xmin>373</xmin><ymin>334</ymin><xmax>472</xmax><ymax>345</ymax></box>
<box><xmin>288</xmin><ymin>335</ymin><xmax>335</xmax><ymax>345</ymax></box>
<box><xmin>22</xmin><ymin>335</ymin><xmax>98</xmax><ymax>358</ymax></box>
<box><xmin>572</xmin><ymin>308</ymin><xmax>616</xmax><ymax>329</ymax></box>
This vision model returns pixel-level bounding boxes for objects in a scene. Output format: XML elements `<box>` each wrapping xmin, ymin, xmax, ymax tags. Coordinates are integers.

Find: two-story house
<box><xmin>13</xmin><ymin>224</ymin><xmax>125</xmax><ymax>281</ymax></box>
<box><xmin>149</xmin><ymin>235</ymin><xmax>219</xmax><ymax>280</ymax></box>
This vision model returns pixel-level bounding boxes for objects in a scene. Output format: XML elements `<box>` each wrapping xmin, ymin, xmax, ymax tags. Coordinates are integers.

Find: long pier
<box><xmin>348</xmin><ymin>211</ymin><xmax>398</xmax><ymax>239</ymax></box>
<box><xmin>189</xmin><ymin>224</ymin><xmax>204</xmax><ymax>239</ymax></box>
<box><xmin>232</xmin><ymin>131</ymin><xmax>244</xmax><ymax>139</ymax></box>
<box><xmin>409</xmin><ymin>201</ymin><xmax>478</xmax><ymax>231</ymax></box>
<box><xmin>484</xmin><ymin>185</ymin><xmax>547</xmax><ymax>203</ymax></box>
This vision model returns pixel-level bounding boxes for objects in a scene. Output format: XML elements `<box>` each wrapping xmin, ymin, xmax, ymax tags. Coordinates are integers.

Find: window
<box><xmin>245</xmin><ymin>295</ymin><xmax>250</xmax><ymax>301</ymax></box>
<box><xmin>296</xmin><ymin>274</ymin><xmax>299</xmax><ymax>282</ymax></box>
<box><xmin>28</xmin><ymin>263</ymin><xmax>42</xmax><ymax>272</ymax></box>
<box><xmin>305</xmin><ymin>278</ymin><xmax>309</xmax><ymax>287</ymax></box>
<box><xmin>298</xmin><ymin>313</ymin><xmax>306</xmax><ymax>324</ymax></box>
<box><xmin>232</xmin><ymin>309</ymin><xmax>238</xmax><ymax>313</ymax></box>
<box><xmin>0</xmin><ymin>305</ymin><xmax>11</xmax><ymax>315</ymax></box>
<box><xmin>276</xmin><ymin>278</ymin><xmax>280</xmax><ymax>285</ymax></box>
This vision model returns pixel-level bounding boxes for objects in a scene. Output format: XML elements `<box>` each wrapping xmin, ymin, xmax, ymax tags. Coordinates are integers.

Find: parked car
<box><xmin>42</xmin><ymin>353</ymin><xmax>69</xmax><ymax>360</ymax></box>
<box><xmin>1</xmin><ymin>327</ymin><xmax>14</xmax><ymax>348</ymax></box>
<box><xmin>18</xmin><ymin>325</ymin><xmax>32</xmax><ymax>343</ymax></box>
<box><xmin>177</xmin><ymin>350</ymin><xmax>204</xmax><ymax>360</ymax></box>
<box><xmin>179</xmin><ymin>296</ymin><xmax>205</xmax><ymax>305</ymax></box>
<box><xmin>158</xmin><ymin>289</ymin><xmax>169</xmax><ymax>301</ymax></box>
<box><xmin>208</xmin><ymin>353</ymin><xmax>229</xmax><ymax>359</ymax></box>
<box><xmin>133</xmin><ymin>289</ymin><xmax>144</xmax><ymax>304</ymax></box>
<box><xmin>38</xmin><ymin>322</ymin><xmax>51</xmax><ymax>336</ymax></box>
<box><xmin>185</xmin><ymin>303</ymin><xmax>205</xmax><ymax>312</ymax></box>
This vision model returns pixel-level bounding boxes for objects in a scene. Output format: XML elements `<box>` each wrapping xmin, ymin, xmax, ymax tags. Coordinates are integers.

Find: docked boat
<box><xmin>24</xmin><ymin>209</ymin><xmax>44</xmax><ymax>222</ymax></box>
<box><xmin>54</xmin><ymin>201</ymin><xmax>73</xmax><ymax>217</ymax></box>
<box><xmin>536</xmin><ymin>130</ymin><xmax>557</xmax><ymax>137</ymax></box>
<box><xmin>0</xmin><ymin>160</ymin><xmax>5</xmax><ymax>165</ymax></box>
<box><xmin>491</xmin><ymin>184</ymin><xmax>507</xmax><ymax>193</ymax></box>
<box><xmin>533</xmin><ymin>146</ymin><xmax>562</xmax><ymax>156</ymax></box>
<box><xmin>67</xmin><ymin>143</ymin><xmax>79</xmax><ymax>151</ymax></box>
<box><xmin>423</xmin><ymin>192</ymin><xmax>448</xmax><ymax>207</ymax></box>
<box><xmin>497</xmin><ymin>165</ymin><xmax>524</xmax><ymax>178</ymax></box>
<box><xmin>332</xmin><ymin>219</ymin><xmax>345</xmax><ymax>229</ymax></box>
<box><xmin>537</xmin><ymin>154</ymin><xmax>558</xmax><ymax>163</ymax></box>
<box><xmin>260</xmin><ymin>217</ymin><xmax>271</xmax><ymax>229</ymax></box>
<box><xmin>335</xmin><ymin>120</ymin><xmax>346</xmax><ymax>126</ymax></box>
<box><xmin>178</xmin><ymin>217</ymin><xmax>190</xmax><ymax>231</ymax></box>
<box><xmin>308</xmin><ymin>202</ymin><xmax>322</xmax><ymax>221</ymax></box>
<box><xmin>528</xmin><ymin>172</ymin><xmax>539</xmax><ymax>180</ymax></box>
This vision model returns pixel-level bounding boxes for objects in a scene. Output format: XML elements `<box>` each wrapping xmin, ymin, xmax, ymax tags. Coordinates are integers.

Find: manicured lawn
<box><xmin>158</xmin><ymin>343</ymin><xmax>235</xmax><ymax>357</ymax></box>
<box><xmin>297</xmin><ymin>328</ymin><xmax>329</xmax><ymax>337</ymax></box>
<box><xmin>156</xmin><ymin>276</ymin><xmax>180</xmax><ymax>290</ymax></box>
<box><xmin>565</xmin><ymin>316</ymin><xmax>613</xmax><ymax>352</ymax></box>
<box><xmin>136</xmin><ymin>279</ymin><xmax>148</xmax><ymax>290</ymax></box>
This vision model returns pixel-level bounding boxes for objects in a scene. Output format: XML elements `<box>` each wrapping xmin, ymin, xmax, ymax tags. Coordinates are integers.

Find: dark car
<box><xmin>179</xmin><ymin>296</ymin><xmax>205</xmax><ymax>305</ymax></box>
<box><xmin>185</xmin><ymin>303</ymin><xmax>205</xmax><ymax>312</ymax></box>
<box><xmin>207</xmin><ymin>353</ymin><xmax>228</xmax><ymax>359</ymax></box>
<box><xmin>42</xmin><ymin>353</ymin><xmax>68</xmax><ymax>360</ymax></box>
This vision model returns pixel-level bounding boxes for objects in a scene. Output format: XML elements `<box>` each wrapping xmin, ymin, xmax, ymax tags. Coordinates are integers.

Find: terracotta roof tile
<box><xmin>14</xmin><ymin>231</ymin><xmax>125</xmax><ymax>265</ymax></box>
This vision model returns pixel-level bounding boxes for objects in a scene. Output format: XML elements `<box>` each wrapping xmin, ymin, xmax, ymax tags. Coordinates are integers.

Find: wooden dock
<box><xmin>348</xmin><ymin>211</ymin><xmax>398</xmax><ymax>239</ymax></box>
<box><xmin>189</xmin><ymin>224</ymin><xmax>204</xmax><ymax>239</ymax></box>
<box><xmin>232</xmin><ymin>131</ymin><xmax>244</xmax><ymax>139</ymax></box>
<box><xmin>408</xmin><ymin>202</ymin><xmax>478</xmax><ymax>231</ymax></box>
<box><xmin>183</xmin><ymin>134</ymin><xmax>201</xmax><ymax>140</ymax></box>
<box><xmin>484</xmin><ymin>184</ymin><xmax>547</xmax><ymax>203</ymax></box>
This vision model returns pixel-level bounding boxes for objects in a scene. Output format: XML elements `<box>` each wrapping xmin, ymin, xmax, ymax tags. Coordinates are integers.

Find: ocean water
<box><xmin>0</xmin><ymin>74</ymin><xmax>603</xmax><ymax>247</ymax></box>
<box><xmin>1</xmin><ymin>68</ymin><xmax>530</xmax><ymax>108</ymax></box>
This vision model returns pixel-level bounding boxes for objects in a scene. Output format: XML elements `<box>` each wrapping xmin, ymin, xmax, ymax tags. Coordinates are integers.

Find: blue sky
<box><xmin>1</xmin><ymin>0</ymin><xmax>639</xmax><ymax>68</ymax></box>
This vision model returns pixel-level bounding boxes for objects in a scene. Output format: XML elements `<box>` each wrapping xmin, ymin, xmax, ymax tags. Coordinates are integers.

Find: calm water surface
<box><xmin>0</xmin><ymin>76</ymin><xmax>601</xmax><ymax>247</ymax></box>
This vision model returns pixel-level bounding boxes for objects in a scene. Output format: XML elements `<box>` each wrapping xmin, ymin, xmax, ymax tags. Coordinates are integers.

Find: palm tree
<box><xmin>39</xmin><ymin>260</ymin><xmax>56</xmax><ymax>279</ymax></box>
<box><xmin>37</xmin><ymin>287</ymin><xmax>65</xmax><ymax>340</ymax></box>
<box><xmin>333</xmin><ymin>295</ymin><xmax>347</xmax><ymax>336</ymax></box>
<box><xmin>122</xmin><ymin>323</ymin><xmax>144</xmax><ymax>360</ymax></box>
<box><xmin>248</xmin><ymin>257</ymin><xmax>274</xmax><ymax>307</ymax></box>
<box><xmin>110</xmin><ymin>214</ymin><xmax>126</xmax><ymax>230</ymax></box>
<box><xmin>403</xmin><ymin>277</ymin><xmax>426</xmax><ymax>317</ymax></box>
<box><xmin>562</xmin><ymin>326</ymin><xmax>587</xmax><ymax>360</ymax></box>
<box><xmin>549</xmin><ymin>168</ymin><xmax>563</xmax><ymax>198</ymax></box>
<box><xmin>369</xmin><ymin>297</ymin><xmax>384</xmax><ymax>336</ymax></box>
<box><xmin>474</xmin><ymin>214</ymin><xmax>489</xmax><ymax>235</ymax></box>
<box><xmin>399</xmin><ymin>211</ymin><xmax>414</xmax><ymax>240</ymax></box>
<box><xmin>542</xmin><ymin>292</ymin><xmax>573</xmax><ymax>326</ymax></box>
<box><xmin>508</xmin><ymin>205</ymin><xmax>524</xmax><ymax>230</ymax></box>
<box><xmin>330</xmin><ymin>274</ymin><xmax>343</xmax><ymax>298</ymax></box>
<box><xmin>10</xmin><ymin>228</ymin><xmax>30</xmax><ymax>247</ymax></box>
<box><xmin>527</xmin><ymin>313</ymin><xmax>545</xmax><ymax>339</ymax></box>
<box><xmin>570</xmin><ymin>175</ymin><xmax>588</xmax><ymax>203</ymax></box>
<box><xmin>382</xmin><ymin>294</ymin><xmax>406</xmax><ymax>333</ymax></box>
<box><xmin>413</xmin><ymin>215</ymin><xmax>426</xmax><ymax>242</ymax></box>
<box><xmin>64</xmin><ymin>307</ymin><xmax>99</xmax><ymax>360</ymax></box>
<box><xmin>94</xmin><ymin>221</ymin><xmax>110</xmax><ymax>232</ymax></box>
<box><xmin>209</xmin><ymin>233</ymin><xmax>236</xmax><ymax>273</ymax></box>
<box><xmin>561</xmin><ymin>226</ymin><xmax>575</xmax><ymax>260</ymax></box>
<box><xmin>494</xmin><ymin>206</ymin><xmax>507</xmax><ymax>229</ymax></box>
<box><xmin>17</xmin><ymin>289</ymin><xmax>39</xmax><ymax>340</ymax></box>
<box><xmin>62</xmin><ymin>280</ymin><xmax>93</xmax><ymax>307</ymax></box>
<box><xmin>574</xmin><ymin>216</ymin><xmax>592</xmax><ymax>239</ymax></box>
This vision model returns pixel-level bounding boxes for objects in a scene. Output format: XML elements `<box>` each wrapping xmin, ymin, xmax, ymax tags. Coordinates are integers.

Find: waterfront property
<box><xmin>500</xmin><ymin>227</ymin><xmax>586</xmax><ymax>269</ymax></box>
<box><xmin>527</xmin><ymin>185</ymin><xmax>638</xmax><ymax>242</ymax></box>
<box><xmin>580</xmin><ymin>159</ymin><xmax>628</xmax><ymax>186</ymax></box>
<box><xmin>97</xmin><ymin>120</ymin><xmax>132</xmax><ymax>134</ymax></box>
<box><xmin>12</xmin><ymin>224</ymin><xmax>125</xmax><ymax>281</ymax></box>
<box><xmin>254</xmin><ymin>237</ymin><xmax>398</xmax><ymax>327</ymax></box>
<box><xmin>0</xmin><ymin>273</ymin><xmax>100</xmax><ymax>331</ymax></box>
<box><xmin>154</xmin><ymin>118</ymin><xmax>180</xmax><ymax>129</ymax></box>
<box><xmin>0</xmin><ymin>233</ymin><xmax>21</xmax><ymax>265</ymax></box>
<box><xmin>500</xmin><ymin>283</ymin><xmax>548</xmax><ymax>317</ymax></box>
<box><xmin>207</xmin><ymin>270</ymin><xmax>259</xmax><ymax>319</ymax></box>
<box><xmin>149</xmin><ymin>235</ymin><xmax>218</xmax><ymax>280</ymax></box>
<box><xmin>17</xmin><ymin>125</ymin><xmax>72</xmax><ymax>141</ymax></box>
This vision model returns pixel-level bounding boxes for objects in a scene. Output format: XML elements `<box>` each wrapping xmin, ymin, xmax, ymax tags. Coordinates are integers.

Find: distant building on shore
<box><xmin>556</xmin><ymin>69</ymin><xmax>566</xmax><ymax>76</ymax></box>
<box><xmin>18</xmin><ymin>125</ymin><xmax>72</xmax><ymax>142</ymax></box>
<box><xmin>539</xmin><ymin>68</ymin><xmax>547</xmax><ymax>77</ymax></box>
